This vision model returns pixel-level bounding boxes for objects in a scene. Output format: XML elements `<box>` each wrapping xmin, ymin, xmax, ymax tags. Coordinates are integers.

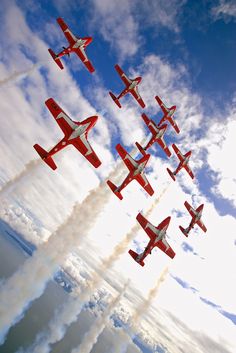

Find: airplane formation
<box><xmin>34</xmin><ymin>17</ymin><xmax>207</xmax><ymax>267</ymax></box>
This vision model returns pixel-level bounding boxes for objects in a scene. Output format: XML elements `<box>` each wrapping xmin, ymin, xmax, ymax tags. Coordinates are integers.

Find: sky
<box><xmin>0</xmin><ymin>0</ymin><xmax>236</xmax><ymax>352</ymax></box>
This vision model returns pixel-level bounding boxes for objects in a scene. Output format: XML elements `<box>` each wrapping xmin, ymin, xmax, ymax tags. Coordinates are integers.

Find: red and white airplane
<box><xmin>107</xmin><ymin>142</ymin><xmax>154</xmax><ymax>200</ymax></box>
<box><xmin>156</xmin><ymin>96</ymin><xmax>180</xmax><ymax>134</ymax></box>
<box><xmin>167</xmin><ymin>144</ymin><xmax>194</xmax><ymax>181</ymax></box>
<box><xmin>179</xmin><ymin>201</ymin><xmax>207</xmax><ymax>237</ymax></box>
<box><xmin>129</xmin><ymin>213</ymin><xmax>175</xmax><ymax>266</ymax></box>
<box><xmin>33</xmin><ymin>98</ymin><xmax>101</xmax><ymax>170</ymax></box>
<box><xmin>109</xmin><ymin>64</ymin><xmax>145</xmax><ymax>108</ymax></box>
<box><xmin>48</xmin><ymin>18</ymin><xmax>95</xmax><ymax>73</ymax></box>
<box><xmin>141</xmin><ymin>113</ymin><xmax>171</xmax><ymax>157</ymax></box>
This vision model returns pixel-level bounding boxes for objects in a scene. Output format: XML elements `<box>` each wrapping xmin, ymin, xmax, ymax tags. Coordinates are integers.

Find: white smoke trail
<box><xmin>0</xmin><ymin>159</ymin><xmax>41</xmax><ymax>197</ymax></box>
<box><xmin>26</xmin><ymin>183</ymin><xmax>170</xmax><ymax>353</ymax></box>
<box><xmin>0</xmin><ymin>63</ymin><xmax>43</xmax><ymax>86</ymax></box>
<box><xmin>0</xmin><ymin>130</ymin><xmax>151</xmax><ymax>345</ymax></box>
<box><xmin>70</xmin><ymin>281</ymin><xmax>129</xmax><ymax>353</ymax></box>
<box><xmin>0</xmin><ymin>161</ymin><xmax>124</xmax><ymax>344</ymax></box>
<box><xmin>113</xmin><ymin>267</ymin><xmax>169</xmax><ymax>353</ymax></box>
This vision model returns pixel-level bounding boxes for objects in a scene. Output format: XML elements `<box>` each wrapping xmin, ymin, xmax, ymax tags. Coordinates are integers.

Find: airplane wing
<box><xmin>115</xmin><ymin>64</ymin><xmax>131</xmax><ymax>86</ymax></box>
<box><xmin>74</xmin><ymin>47</ymin><xmax>95</xmax><ymax>73</ymax></box>
<box><xmin>183</xmin><ymin>164</ymin><xmax>194</xmax><ymax>179</ymax></box>
<box><xmin>136</xmin><ymin>213</ymin><xmax>156</xmax><ymax>240</ymax></box>
<box><xmin>45</xmin><ymin>98</ymin><xmax>74</xmax><ymax>137</ymax></box>
<box><xmin>172</xmin><ymin>144</ymin><xmax>185</xmax><ymax>161</ymax></box>
<box><xmin>154</xmin><ymin>216</ymin><xmax>175</xmax><ymax>258</ymax></box>
<box><xmin>157</xmin><ymin>137</ymin><xmax>171</xmax><ymax>157</ymax></box>
<box><xmin>135</xmin><ymin>173</ymin><xmax>154</xmax><ymax>196</ymax></box>
<box><xmin>57</xmin><ymin>18</ymin><xmax>77</xmax><ymax>46</ymax></box>
<box><xmin>158</xmin><ymin>140</ymin><xmax>171</xmax><ymax>158</ymax></box>
<box><xmin>184</xmin><ymin>201</ymin><xmax>196</xmax><ymax>218</ymax></box>
<box><xmin>130</xmin><ymin>86</ymin><xmax>145</xmax><ymax>108</ymax></box>
<box><xmin>116</xmin><ymin>144</ymin><xmax>137</xmax><ymax>172</ymax></box>
<box><xmin>72</xmin><ymin>134</ymin><xmax>101</xmax><ymax>168</ymax></box>
<box><xmin>141</xmin><ymin>113</ymin><xmax>151</xmax><ymax>126</ymax></box>
<box><xmin>196</xmin><ymin>219</ymin><xmax>207</xmax><ymax>232</ymax></box>
<box><xmin>155</xmin><ymin>95</ymin><xmax>168</xmax><ymax>114</ymax></box>
<box><xmin>154</xmin><ymin>124</ymin><xmax>171</xmax><ymax>157</ymax></box>
<box><xmin>155</xmin><ymin>238</ymin><xmax>176</xmax><ymax>259</ymax></box>
<box><xmin>169</xmin><ymin>118</ymin><xmax>180</xmax><ymax>134</ymax></box>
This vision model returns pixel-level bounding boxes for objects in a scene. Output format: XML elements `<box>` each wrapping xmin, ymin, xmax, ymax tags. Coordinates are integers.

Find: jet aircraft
<box><xmin>129</xmin><ymin>213</ymin><xmax>175</xmax><ymax>266</ymax></box>
<box><xmin>107</xmin><ymin>142</ymin><xmax>154</xmax><ymax>200</ymax></box>
<box><xmin>179</xmin><ymin>201</ymin><xmax>207</xmax><ymax>236</ymax></box>
<box><xmin>109</xmin><ymin>64</ymin><xmax>145</xmax><ymax>108</ymax></box>
<box><xmin>167</xmin><ymin>144</ymin><xmax>194</xmax><ymax>181</ymax></box>
<box><xmin>48</xmin><ymin>17</ymin><xmax>95</xmax><ymax>73</ymax></box>
<box><xmin>141</xmin><ymin>113</ymin><xmax>171</xmax><ymax>157</ymax></box>
<box><xmin>156</xmin><ymin>96</ymin><xmax>180</xmax><ymax>134</ymax></box>
<box><xmin>34</xmin><ymin>98</ymin><xmax>101</xmax><ymax>170</ymax></box>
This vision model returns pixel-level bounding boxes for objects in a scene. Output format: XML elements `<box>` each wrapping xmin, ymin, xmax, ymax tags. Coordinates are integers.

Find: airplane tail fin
<box><xmin>48</xmin><ymin>49</ymin><xmax>64</xmax><ymax>70</ymax></box>
<box><xmin>167</xmin><ymin>168</ymin><xmax>176</xmax><ymax>181</ymax></box>
<box><xmin>179</xmin><ymin>226</ymin><xmax>189</xmax><ymax>237</ymax></box>
<box><xmin>135</xmin><ymin>141</ymin><xmax>147</xmax><ymax>156</ymax></box>
<box><xmin>128</xmin><ymin>250</ymin><xmax>145</xmax><ymax>266</ymax></box>
<box><xmin>109</xmin><ymin>92</ymin><xmax>121</xmax><ymax>108</ymax></box>
<box><xmin>33</xmin><ymin>144</ymin><xmax>57</xmax><ymax>170</ymax></box>
<box><xmin>107</xmin><ymin>180</ymin><xmax>123</xmax><ymax>200</ymax></box>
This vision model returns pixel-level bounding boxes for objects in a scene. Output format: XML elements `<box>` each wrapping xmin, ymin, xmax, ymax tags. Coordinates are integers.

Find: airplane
<box><xmin>33</xmin><ymin>98</ymin><xmax>101</xmax><ymax>170</ymax></box>
<box><xmin>129</xmin><ymin>213</ymin><xmax>175</xmax><ymax>266</ymax></box>
<box><xmin>107</xmin><ymin>142</ymin><xmax>154</xmax><ymax>200</ymax></box>
<box><xmin>167</xmin><ymin>144</ymin><xmax>194</xmax><ymax>181</ymax></box>
<box><xmin>155</xmin><ymin>95</ymin><xmax>180</xmax><ymax>134</ymax></box>
<box><xmin>109</xmin><ymin>64</ymin><xmax>145</xmax><ymax>108</ymax></box>
<box><xmin>48</xmin><ymin>17</ymin><xmax>95</xmax><ymax>73</ymax></box>
<box><xmin>179</xmin><ymin>201</ymin><xmax>207</xmax><ymax>237</ymax></box>
<box><xmin>140</xmin><ymin>113</ymin><xmax>171</xmax><ymax>157</ymax></box>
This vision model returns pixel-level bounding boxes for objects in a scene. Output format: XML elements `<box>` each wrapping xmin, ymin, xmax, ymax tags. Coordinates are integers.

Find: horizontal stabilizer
<box><xmin>167</xmin><ymin>168</ymin><xmax>176</xmax><ymax>181</ymax></box>
<box><xmin>128</xmin><ymin>250</ymin><xmax>145</xmax><ymax>266</ymax></box>
<box><xmin>109</xmin><ymin>91</ymin><xmax>121</xmax><ymax>108</ymax></box>
<box><xmin>179</xmin><ymin>226</ymin><xmax>189</xmax><ymax>237</ymax></box>
<box><xmin>107</xmin><ymin>180</ymin><xmax>123</xmax><ymax>200</ymax></box>
<box><xmin>135</xmin><ymin>141</ymin><xmax>146</xmax><ymax>156</ymax></box>
<box><xmin>48</xmin><ymin>49</ymin><xmax>64</xmax><ymax>70</ymax></box>
<box><xmin>33</xmin><ymin>144</ymin><xmax>57</xmax><ymax>170</ymax></box>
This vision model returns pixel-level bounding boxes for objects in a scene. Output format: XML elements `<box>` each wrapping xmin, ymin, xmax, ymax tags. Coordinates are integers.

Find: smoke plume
<box><xmin>113</xmin><ymin>267</ymin><xmax>169</xmax><ymax>353</ymax></box>
<box><xmin>71</xmin><ymin>281</ymin><xmax>129</xmax><ymax>353</ymax></box>
<box><xmin>0</xmin><ymin>63</ymin><xmax>42</xmax><ymax>86</ymax></box>
<box><xmin>0</xmin><ymin>159</ymin><xmax>41</xmax><ymax>197</ymax></box>
<box><xmin>0</xmin><ymin>163</ymin><xmax>122</xmax><ymax>344</ymax></box>
<box><xmin>26</xmin><ymin>182</ymin><xmax>170</xmax><ymax>352</ymax></box>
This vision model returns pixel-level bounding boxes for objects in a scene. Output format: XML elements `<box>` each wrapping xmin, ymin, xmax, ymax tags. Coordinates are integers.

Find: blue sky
<box><xmin>0</xmin><ymin>1</ymin><xmax>236</xmax><ymax>352</ymax></box>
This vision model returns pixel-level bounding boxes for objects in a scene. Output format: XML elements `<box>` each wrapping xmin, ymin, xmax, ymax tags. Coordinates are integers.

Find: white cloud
<box><xmin>134</xmin><ymin>0</ymin><xmax>186</xmax><ymax>33</ymax></box>
<box><xmin>211</xmin><ymin>0</ymin><xmax>236</xmax><ymax>22</ymax></box>
<box><xmin>198</xmin><ymin>111</ymin><xmax>236</xmax><ymax>207</ymax></box>
<box><xmin>88</xmin><ymin>0</ymin><xmax>186</xmax><ymax>61</ymax></box>
<box><xmin>89</xmin><ymin>0</ymin><xmax>141</xmax><ymax>60</ymax></box>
